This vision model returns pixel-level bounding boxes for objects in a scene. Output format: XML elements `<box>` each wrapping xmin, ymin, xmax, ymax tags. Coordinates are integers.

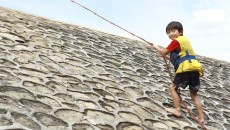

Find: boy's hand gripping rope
<box><xmin>70</xmin><ymin>0</ymin><xmax>208</xmax><ymax>129</ymax></box>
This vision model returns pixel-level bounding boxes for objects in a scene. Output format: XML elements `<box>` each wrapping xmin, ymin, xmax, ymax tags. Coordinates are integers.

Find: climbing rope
<box><xmin>70</xmin><ymin>0</ymin><xmax>208</xmax><ymax>129</ymax></box>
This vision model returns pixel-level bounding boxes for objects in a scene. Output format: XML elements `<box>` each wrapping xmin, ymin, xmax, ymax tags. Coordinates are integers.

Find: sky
<box><xmin>0</xmin><ymin>0</ymin><xmax>230</xmax><ymax>62</ymax></box>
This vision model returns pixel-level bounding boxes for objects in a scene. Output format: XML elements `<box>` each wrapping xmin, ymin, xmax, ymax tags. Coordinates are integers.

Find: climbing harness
<box><xmin>70</xmin><ymin>0</ymin><xmax>208</xmax><ymax>129</ymax></box>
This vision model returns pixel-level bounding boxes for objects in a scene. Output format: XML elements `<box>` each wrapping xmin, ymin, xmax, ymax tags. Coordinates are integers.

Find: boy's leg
<box><xmin>190</xmin><ymin>90</ymin><xmax>204</xmax><ymax>123</ymax></box>
<box><xmin>165</xmin><ymin>83</ymin><xmax>181</xmax><ymax>117</ymax></box>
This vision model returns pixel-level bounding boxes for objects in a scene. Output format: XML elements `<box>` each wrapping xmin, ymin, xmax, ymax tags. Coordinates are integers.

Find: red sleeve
<box><xmin>166</xmin><ymin>40</ymin><xmax>180</xmax><ymax>52</ymax></box>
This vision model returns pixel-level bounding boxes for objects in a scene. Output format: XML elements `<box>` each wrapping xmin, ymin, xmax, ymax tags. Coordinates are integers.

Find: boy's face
<box><xmin>166</xmin><ymin>29</ymin><xmax>182</xmax><ymax>40</ymax></box>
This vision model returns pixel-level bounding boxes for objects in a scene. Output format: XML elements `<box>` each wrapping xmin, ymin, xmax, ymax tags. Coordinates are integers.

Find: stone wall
<box><xmin>0</xmin><ymin>7</ymin><xmax>230</xmax><ymax>130</ymax></box>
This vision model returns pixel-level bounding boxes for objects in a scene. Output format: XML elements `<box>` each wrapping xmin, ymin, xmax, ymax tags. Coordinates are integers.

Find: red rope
<box><xmin>70</xmin><ymin>0</ymin><xmax>208</xmax><ymax>129</ymax></box>
<box><xmin>70</xmin><ymin>0</ymin><xmax>152</xmax><ymax>46</ymax></box>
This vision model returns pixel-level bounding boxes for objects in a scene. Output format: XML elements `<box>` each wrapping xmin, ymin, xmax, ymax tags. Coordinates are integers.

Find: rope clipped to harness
<box><xmin>70</xmin><ymin>1</ymin><xmax>208</xmax><ymax>129</ymax></box>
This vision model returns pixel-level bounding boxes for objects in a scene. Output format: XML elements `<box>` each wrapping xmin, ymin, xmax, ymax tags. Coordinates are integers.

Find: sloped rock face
<box><xmin>0</xmin><ymin>7</ymin><xmax>230</xmax><ymax>130</ymax></box>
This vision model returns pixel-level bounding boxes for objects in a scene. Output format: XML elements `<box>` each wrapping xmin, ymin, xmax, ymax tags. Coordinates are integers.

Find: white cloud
<box><xmin>193</xmin><ymin>9</ymin><xmax>226</xmax><ymax>23</ymax></box>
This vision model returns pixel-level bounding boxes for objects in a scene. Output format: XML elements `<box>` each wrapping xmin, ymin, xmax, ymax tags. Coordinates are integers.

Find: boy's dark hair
<box><xmin>166</xmin><ymin>21</ymin><xmax>183</xmax><ymax>35</ymax></box>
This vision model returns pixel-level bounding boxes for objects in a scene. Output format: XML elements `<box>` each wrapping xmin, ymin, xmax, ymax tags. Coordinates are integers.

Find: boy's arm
<box><xmin>152</xmin><ymin>44</ymin><xmax>170</xmax><ymax>59</ymax></box>
<box><xmin>164</xmin><ymin>55</ymin><xmax>170</xmax><ymax>60</ymax></box>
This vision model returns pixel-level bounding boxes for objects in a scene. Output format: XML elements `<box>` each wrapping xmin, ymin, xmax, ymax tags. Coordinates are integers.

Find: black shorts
<box><xmin>173</xmin><ymin>71</ymin><xmax>200</xmax><ymax>91</ymax></box>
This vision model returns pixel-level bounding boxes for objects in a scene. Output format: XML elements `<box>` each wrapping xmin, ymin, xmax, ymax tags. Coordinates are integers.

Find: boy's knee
<box><xmin>190</xmin><ymin>90</ymin><xmax>198</xmax><ymax>95</ymax></box>
<box><xmin>190</xmin><ymin>90</ymin><xmax>198</xmax><ymax>99</ymax></box>
<box><xmin>169</xmin><ymin>83</ymin><xmax>177</xmax><ymax>91</ymax></box>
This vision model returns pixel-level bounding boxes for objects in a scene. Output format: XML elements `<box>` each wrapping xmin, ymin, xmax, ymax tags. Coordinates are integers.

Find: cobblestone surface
<box><xmin>0</xmin><ymin>7</ymin><xmax>230</xmax><ymax>130</ymax></box>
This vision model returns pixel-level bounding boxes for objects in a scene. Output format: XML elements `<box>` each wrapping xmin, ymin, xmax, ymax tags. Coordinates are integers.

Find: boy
<box><xmin>152</xmin><ymin>21</ymin><xmax>204</xmax><ymax>123</ymax></box>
